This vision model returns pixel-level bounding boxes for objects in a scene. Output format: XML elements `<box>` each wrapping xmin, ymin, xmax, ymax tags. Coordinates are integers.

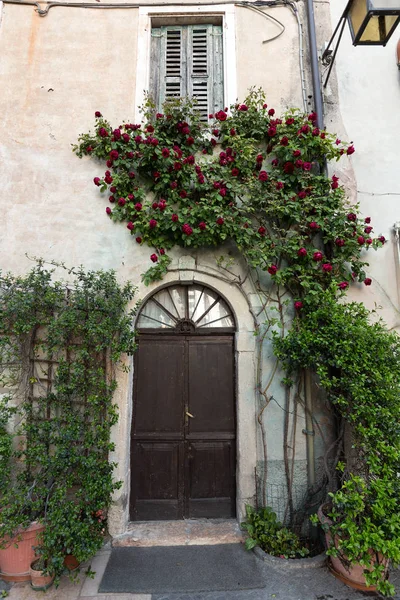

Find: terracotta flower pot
<box><xmin>317</xmin><ymin>504</ymin><xmax>388</xmax><ymax>591</ymax></box>
<box><xmin>63</xmin><ymin>554</ymin><xmax>80</xmax><ymax>571</ymax></box>
<box><xmin>30</xmin><ymin>559</ymin><xmax>55</xmax><ymax>591</ymax></box>
<box><xmin>0</xmin><ymin>521</ymin><xmax>45</xmax><ymax>582</ymax></box>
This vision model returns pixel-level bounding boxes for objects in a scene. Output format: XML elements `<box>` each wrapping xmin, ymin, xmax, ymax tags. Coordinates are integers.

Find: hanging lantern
<box><xmin>347</xmin><ymin>0</ymin><xmax>400</xmax><ymax>45</ymax></box>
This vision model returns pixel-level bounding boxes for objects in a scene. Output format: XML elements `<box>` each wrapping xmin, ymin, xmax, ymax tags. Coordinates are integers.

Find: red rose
<box><xmin>93</xmin><ymin>177</ymin><xmax>101</xmax><ymax>186</ymax></box>
<box><xmin>357</xmin><ymin>236</ymin><xmax>365</xmax><ymax>245</ymax></box>
<box><xmin>364</xmin><ymin>226</ymin><xmax>372</xmax><ymax>234</ymax></box>
<box><xmin>299</xmin><ymin>124</ymin><xmax>310</xmax><ymax>135</ymax></box>
<box><xmin>320</xmin><ymin>132</ymin><xmax>326</xmax><ymax>139</ymax></box>
<box><xmin>258</xmin><ymin>226</ymin><xmax>266</xmax><ymax>236</ymax></box>
<box><xmin>122</xmin><ymin>133</ymin><xmax>130</xmax><ymax>143</ymax></box>
<box><xmin>298</xmin><ymin>247</ymin><xmax>307</xmax><ymax>257</ymax></box>
<box><xmin>286</xmin><ymin>118</ymin><xmax>295</xmax><ymax>125</ymax></box>
<box><xmin>365</xmin><ymin>217</ymin><xmax>371</xmax><ymax>224</ymax></box>
<box><xmin>309</xmin><ymin>221</ymin><xmax>319</xmax><ymax>230</ymax></box>
<box><xmin>268</xmin><ymin>126</ymin><xmax>277</xmax><ymax>137</ymax></box>
<box><xmin>136</xmin><ymin>237</ymin><xmax>142</xmax><ymax>244</ymax></box>
<box><xmin>171</xmin><ymin>214</ymin><xmax>179</xmax><ymax>222</ymax></box>
<box><xmin>313</xmin><ymin>251</ymin><xmax>323</xmax><ymax>261</ymax></box>
<box><xmin>331</xmin><ymin>181</ymin><xmax>339</xmax><ymax>190</ymax></box>
<box><xmin>259</xmin><ymin>171</ymin><xmax>269</xmax><ymax>182</ymax></box>
<box><xmin>135</xmin><ymin>203</ymin><xmax>142</xmax><ymax>211</ymax></box>
<box><xmin>276</xmin><ymin>182</ymin><xmax>284</xmax><ymax>190</ymax></box>
<box><xmin>179</xmin><ymin>190</ymin><xmax>187</xmax><ymax>198</ymax></box>
<box><xmin>186</xmin><ymin>136</ymin><xmax>195</xmax><ymax>145</ymax></box>
<box><xmin>271</xmin><ymin>159</ymin><xmax>279</xmax><ymax>167</ymax></box>
<box><xmin>95</xmin><ymin>111</ymin><xmax>102</xmax><ymax>118</ymax></box>
<box><xmin>293</xmin><ymin>150</ymin><xmax>301</xmax><ymax>157</ymax></box>
<box><xmin>215</xmin><ymin>110</ymin><xmax>227</xmax><ymax>121</ymax></box>
<box><xmin>322</xmin><ymin>263</ymin><xmax>332</xmax><ymax>272</ymax></box>
<box><xmin>162</xmin><ymin>148</ymin><xmax>170</xmax><ymax>158</ymax></box>
<box><xmin>308</xmin><ymin>112</ymin><xmax>317</xmax><ymax>122</ymax></box>
<box><xmin>298</xmin><ymin>191</ymin><xmax>307</xmax><ymax>199</ymax></box>
<box><xmin>213</xmin><ymin>181</ymin><xmax>221</xmax><ymax>189</ymax></box>
<box><xmin>128</xmin><ymin>194</ymin><xmax>134</xmax><ymax>201</ymax></box>
<box><xmin>231</xmin><ymin>168</ymin><xmax>239</xmax><ymax>176</ymax></box>
<box><xmin>366</xmin><ymin>238</ymin><xmax>372</xmax><ymax>245</ymax></box>
<box><xmin>134</xmin><ymin>135</ymin><xmax>143</xmax><ymax>144</ymax></box>
<box><xmin>118</xmin><ymin>198</ymin><xmax>126</xmax><ymax>207</ymax></box>
<box><xmin>364</xmin><ymin>278</ymin><xmax>372</xmax><ymax>286</ymax></box>
<box><xmin>86</xmin><ymin>146</ymin><xmax>93</xmax><ymax>153</ymax></box>
<box><xmin>150</xmin><ymin>254</ymin><xmax>158</xmax><ymax>263</ymax></box>
<box><xmin>256</xmin><ymin>154</ymin><xmax>264</xmax><ymax>163</ymax></box>
<box><xmin>268</xmin><ymin>264</ymin><xmax>278</xmax><ymax>275</ymax></box>
<box><xmin>106</xmin><ymin>207</ymin><xmax>111</xmax><ymax>215</ymax></box>
<box><xmin>283</xmin><ymin>162</ymin><xmax>295</xmax><ymax>174</ymax></box>
<box><xmin>219</xmin><ymin>188</ymin><xmax>227</xmax><ymax>197</ymax></box>
<box><xmin>199</xmin><ymin>222</ymin><xmax>206</xmax><ymax>231</ymax></box>
<box><xmin>209</xmin><ymin>114</ymin><xmax>214</xmax><ymax>119</ymax></box>
<box><xmin>127</xmin><ymin>222</ymin><xmax>134</xmax><ymax>230</ymax></box>
<box><xmin>295</xmin><ymin>160</ymin><xmax>304</xmax><ymax>168</ymax></box>
<box><xmin>182</xmin><ymin>223</ymin><xmax>193</xmax><ymax>235</ymax></box>
<box><xmin>280</xmin><ymin>136</ymin><xmax>289</xmax><ymax>146</ymax></box>
<box><xmin>198</xmin><ymin>175</ymin><xmax>205</xmax><ymax>183</ymax></box>
<box><xmin>268</xmin><ymin>108</ymin><xmax>275</xmax><ymax>116</ymax></box>
<box><xmin>335</xmin><ymin>238</ymin><xmax>345</xmax><ymax>247</ymax></box>
<box><xmin>347</xmin><ymin>213</ymin><xmax>357</xmax><ymax>221</ymax></box>
<box><xmin>335</xmin><ymin>138</ymin><xmax>341</xmax><ymax>145</ymax></box>
<box><xmin>312</xmin><ymin>128</ymin><xmax>320</xmax><ymax>136</ymax></box>
<box><xmin>158</xmin><ymin>201</ymin><xmax>167</xmax><ymax>211</ymax></box>
<box><xmin>263</xmin><ymin>103</ymin><xmax>268</xmax><ymax>109</ymax></box>
<box><xmin>152</xmin><ymin>202</ymin><xmax>158</xmax><ymax>209</ymax></box>
<box><xmin>347</xmin><ymin>145</ymin><xmax>355</xmax><ymax>155</ymax></box>
<box><xmin>98</xmin><ymin>127</ymin><xmax>109</xmax><ymax>138</ymax></box>
<box><xmin>294</xmin><ymin>301</ymin><xmax>303</xmax><ymax>310</ymax></box>
<box><xmin>239</xmin><ymin>104</ymin><xmax>248</xmax><ymax>111</ymax></box>
<box><xmin>110</xmin><ymin>186</ymin><xmax>116</xmax><ymax>193</ymax></box>
<box><xmin>230</xmin><ymin>128</ymin><xmax>236</xmax><ymax>136</ymax></box>
<box><xmin>170</xmin><ymin>182</ymin><xmax>178</xmax><ymax>189</ymax></box>
<box><xmin>378</xmin><ymin>236</ymin><xmax>386</xmax><ymax>244</ymax></box>
<box><xmin>110</xmin><ymin>150</ymin><xmax>119</xmax><ymax>160</ymax></box>
<box><xmin>338</xmin><ymin>281</ymin><xmax>349</xmax><ymax>290</ymax></box>
<box><xmin>212</xmin><ymin>129</ymin><xmax>220</xmax><ymax>137</ymax></box>
<box><xmin>149</xmin><ymin>219</ymin><xmax>157</xmax><ymax>229</ymax></box>
<box><xmin>303</xmin><ymin>162</ymin><xmax>312</xmax><ymax>171</ymax></box>
<box><xmin>216</xmin><ymin>217</ymin><xmax>224</xmax><ymax>225</ymax></box>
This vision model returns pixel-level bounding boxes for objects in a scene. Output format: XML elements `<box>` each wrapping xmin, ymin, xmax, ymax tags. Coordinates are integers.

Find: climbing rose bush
<box><xmin>73</xmin><ymin>89</ymin><xmax>384</xmax><ymax>294</ymax></box>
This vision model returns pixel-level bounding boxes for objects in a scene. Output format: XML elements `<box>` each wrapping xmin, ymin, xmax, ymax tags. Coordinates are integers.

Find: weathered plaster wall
<box><xmin>0</xmin><ymin>0</ymin><xmax>337</xmax><ymax>533</ymax></box>
<box><xmin>323</xmin><ymin>0</ymin><xmax>400</xmax><ymax>328</ymax></box>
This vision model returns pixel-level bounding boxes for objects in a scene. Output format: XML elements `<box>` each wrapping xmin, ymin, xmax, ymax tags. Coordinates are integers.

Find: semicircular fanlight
<box><xmin>136</xmin><ymin>284</ymin><xmax>235</xmax><ymax>331</ymax></box>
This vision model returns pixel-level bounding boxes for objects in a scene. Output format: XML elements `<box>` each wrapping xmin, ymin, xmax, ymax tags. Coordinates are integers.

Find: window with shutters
<box><xmin>149</xmin><ymin>24</ymin><xmax>224</xmax><ymax>122</ymax></box>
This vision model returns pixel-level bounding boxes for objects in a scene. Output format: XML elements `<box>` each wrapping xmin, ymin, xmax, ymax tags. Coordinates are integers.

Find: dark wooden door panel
<box><xmin>187</xmin><ymin>440</ymin><xmax>236</xmax><ymax>518</ymax></box>
<box><xmin>130</xmin><ymin>333</ymin><xmax>236</xmax><ymax>521</ymax></box>
<box><xmin>130</xmin><ymin>441</ymin><xmax>183</xmax><ymax>520</ymax></box>
<box><xmin>187</xmin><ymin>338</ymin><xmax>235</xmax><ymax>436</ymax></box>
<box><xmin>133</xmin><ymin>338</ymin><xmax>185</xmax><ymax>437</ymax></box>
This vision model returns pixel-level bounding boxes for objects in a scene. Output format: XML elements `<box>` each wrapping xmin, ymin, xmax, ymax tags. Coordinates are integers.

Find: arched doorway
<box><xmin>130</xmin><ymin>283</ymin><xmax>236</xmax><ymax>521</ymax></box>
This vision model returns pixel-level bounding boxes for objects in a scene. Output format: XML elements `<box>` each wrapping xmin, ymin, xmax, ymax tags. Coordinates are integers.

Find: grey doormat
<box><xmin>99</xmin><ymin>544</ymin><xmax>265</xmax><ymax>594</ymax></box>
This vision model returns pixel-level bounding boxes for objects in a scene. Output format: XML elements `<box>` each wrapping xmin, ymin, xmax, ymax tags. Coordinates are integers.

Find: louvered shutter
<box><xmin>150</xmin><ymin>24</ymin><xmax>224</xmax><ymax>122</ymax></box>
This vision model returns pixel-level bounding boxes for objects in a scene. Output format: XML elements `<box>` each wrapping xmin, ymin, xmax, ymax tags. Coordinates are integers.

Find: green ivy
<box><xmin>0</xmin><ymin>262</ymin><xmax>136</xmax><ymax>582</ymax></box>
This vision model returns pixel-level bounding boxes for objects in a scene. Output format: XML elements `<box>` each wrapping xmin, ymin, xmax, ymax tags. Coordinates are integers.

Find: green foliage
<box><xmin>274</xmin><ymin>290</ymin><xmax>400</xmax><ymax>595</ymax></box>
<box><xmin>73</xmin><ymin>89</ymin><xmax>380</xmax><ymax>291</ymax></box>
<box><xmin>241</xmin><ymin>504</ymin><xmax>309</xmax><ymax>559</ymax></box>
<box><xmin>0</xmin><ymin>262</ymin><xmax>136</xmax><ymax>582</ymax></box>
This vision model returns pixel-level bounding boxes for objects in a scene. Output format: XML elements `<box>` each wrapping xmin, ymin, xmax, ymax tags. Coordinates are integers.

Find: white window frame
<box><xmin>134</xmin><ymin>4</ymin><xmax>237</xmax><ymax>123</ymax></box>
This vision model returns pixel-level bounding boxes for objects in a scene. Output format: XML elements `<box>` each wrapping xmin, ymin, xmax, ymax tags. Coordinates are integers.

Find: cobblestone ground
<box><xmin>2</xmin><ymin>549</ymin><xmax>400</xmax><ymax>600</ymax></box>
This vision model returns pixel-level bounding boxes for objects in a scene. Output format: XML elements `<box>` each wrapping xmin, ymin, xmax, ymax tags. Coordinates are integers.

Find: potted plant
<box><xmin>29</xmin><ymin>557</ymin><xmax>55</xmax><ymax>591</ymax></box>
<box><xmin>313</xmin><ymin>474</ymin><xmax>399</xmax><ymax>595</ymax></box>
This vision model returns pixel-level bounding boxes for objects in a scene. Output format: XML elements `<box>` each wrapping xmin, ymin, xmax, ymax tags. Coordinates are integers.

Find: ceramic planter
<box><xmin>317</xmin><ymin>504</ymin><xmax>388</xmax><ymax>591</ymax></box>
<box><xmin>29</xmin><ymin>559</ymin><xmax>55</xmax><ymax>591</ymax></box>
<box><xmin>0</xmin><ymin>521</ymin><xmax>45</xmax><ymax>582</ymax></box>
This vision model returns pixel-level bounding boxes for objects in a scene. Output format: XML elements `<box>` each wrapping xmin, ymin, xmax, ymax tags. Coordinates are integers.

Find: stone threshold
<box><xmin>112</xmin><ymin>519</ymin><xmax>244</xmax><ymax>547</ymax></box>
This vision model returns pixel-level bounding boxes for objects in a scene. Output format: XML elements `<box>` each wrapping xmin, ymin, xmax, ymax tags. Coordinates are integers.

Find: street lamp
<box><xmin>322</xmin><ymin>0</ymin><xmax>400</xmax><ymax>86</ymax></box>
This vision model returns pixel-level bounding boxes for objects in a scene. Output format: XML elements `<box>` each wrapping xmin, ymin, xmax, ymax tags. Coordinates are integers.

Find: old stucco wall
<box><xmin>0</xmin><ymin>0</ymin><xmax>337</xmax><ymax>533</ymax></box>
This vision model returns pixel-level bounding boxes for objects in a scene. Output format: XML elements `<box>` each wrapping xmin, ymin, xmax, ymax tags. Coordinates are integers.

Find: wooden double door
<box><xmin>130</xmin><ymin>334</ymin><xmax>236</xmax><ymax>520</ymax></box>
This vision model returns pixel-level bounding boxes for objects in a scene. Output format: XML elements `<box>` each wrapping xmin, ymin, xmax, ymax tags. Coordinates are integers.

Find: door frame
<box><xmin>106</xmin><ymin>271</ymin><xmax>258</xmax><ymax>535</ymax></box>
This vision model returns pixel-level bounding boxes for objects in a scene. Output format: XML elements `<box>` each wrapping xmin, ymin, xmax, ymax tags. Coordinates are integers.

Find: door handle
<box><xmin>185</xmin><ymin>411</ymin><xmax>195</xmax><ymax>418</ymax></box>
